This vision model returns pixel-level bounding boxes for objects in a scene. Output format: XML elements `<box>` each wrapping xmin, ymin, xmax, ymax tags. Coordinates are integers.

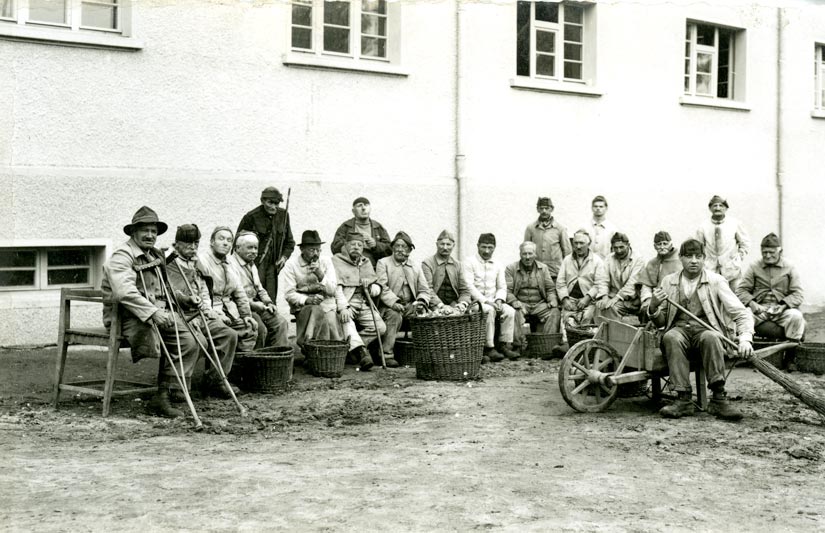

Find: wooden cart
<box><xmin>558</xmin><ymin>318</ymin><xmax>794</xmax><ymax>413</ymax></box>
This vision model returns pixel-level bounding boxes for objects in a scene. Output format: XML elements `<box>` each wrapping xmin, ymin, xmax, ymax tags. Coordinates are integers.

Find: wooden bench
<box><xmin>53</xmin><ymin>288</ymin><xmax>155</xmax><ymax>417</ymax></box>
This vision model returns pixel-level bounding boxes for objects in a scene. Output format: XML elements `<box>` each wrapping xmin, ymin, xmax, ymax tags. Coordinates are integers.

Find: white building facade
<box><xmin>0</xmin><ymin>0</ymin><xmax>823</xmax><ymax>345</ymax></box>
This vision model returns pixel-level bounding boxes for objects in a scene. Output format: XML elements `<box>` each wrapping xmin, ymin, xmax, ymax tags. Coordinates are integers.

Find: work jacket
<box><xmin>282</xmin><ymin>254</ymin><xmax>342</xmax><ymax>313</ymax></box>
<box><xmin>735</xmin><ymin>258</ymin><xmax>804</xmax><ymax>309</ymax></box>
<box><xmin>101</xmin><ymin>239</ymin><xmax>168</xmax><ymax>327</ymax></box>
<box><xmin>332</xmin><ymin>252</ymin><xmax>381</xmax><ymax>305</ymax></box>
<box><xmin>376</xmin><ymin>256</ymin><xmax>431</xmax><ymax>308</ymax></box>
<box><xmin>523</xmin><ymin>218</ymin><xmax>571</xmax><ymax>277</ymax></box>
<box><xmin>236</xmin><ymin>205</ymin><xmax>295</xmax><ymax>268</ymax></box>
<box><xmin>604</xmin><ymin>251</ymin><xmax>645</xmax><ymax>300</ymax></box>
<box><xmin>504</xmin><ymin>260</ymin><xmax>558</xmax><ymax>307</ymax></box>
<box><xmin>638</xmin><ymin>248</ymin><xmax>682</xmax><ymax>303</ymax></box>
<box><xmin>556</xmin><ymin>252</ymin><xmax>608</xmax><ymax>301</ymax></box>
<box><xmin>330</xmin><ymin>218</ymin><xmax>392</xmax><ymax>266</ymax></box>
<box><xmin>421</xmin><ymin>254</ymin><xmax>472</xmax><ymax>306</ymax></box>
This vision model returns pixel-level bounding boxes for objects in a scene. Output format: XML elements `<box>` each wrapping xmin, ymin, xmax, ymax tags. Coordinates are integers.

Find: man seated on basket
<box><xmin>332</xmin><ymin>231</ymin><xmax>388</xmax><ymax>371</ymax></box>
<box><xmin>377</xmin><ymin>231</ymin><xmax>430</xmax><ymax>367</ymax></box>
<box><xmin>198</xmin><ymin>226</ymin><xmax>258</xmax><ymax>353</ymax></box>
<box><xmin>647</xmin><ymin>239</ymin><xmax>754</xmax><ymax>420</ymax></box>
<box><xmin>596</xmin><ymin>233</ymin><xmax>645</xmax><ymax>322</ymax></box>
<box><xmin>165</xmin><ymin>224</ymin><xmax>240</xmax><ymax>398</ymax></box>
<box><xmin>421</xmin><ymin>230</ymin><xmax>471</xmax><ymax>314</ymax></box>
<box><xmin>735</xmin><ymin>233</ymin><xmax>805</xmax><ymax>366</ymax></box>
<box><xmin>463</xmin><ymin>233</ymin><xmax>520</xmax><ymax>362</ymax></box>
<box><xmin>638</xmin><ymin>231</ymin><xmax>682</xmax><ymax>315</ymax></box>
<box><xmin>282</xmin><ymin>230</ymin><xmax>344</xmax><ymax>353</ymax></box>
<box><xmin>101</xmin><ymin>207</ymin><xmax>202</xmax><ymax>418</ymax></box>
<box><xmin>505</xmin><ymin>241</ymin><xmax>561</xmax><ymax>360</ymax></box>
<box><xmin>556</xmin><ymin>229</ymin><xmax>608</xmax><ymax>330</ymax></box>
<box><xmin>228</xmin><ymin>230</ymin><xmax>289</xmax><ymax>349</ymax></box>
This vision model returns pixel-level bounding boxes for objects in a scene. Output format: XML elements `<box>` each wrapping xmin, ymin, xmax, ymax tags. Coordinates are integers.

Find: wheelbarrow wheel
<box><xmin>558</xmin><ymin>339</ymin><xmax>622</xmax><ymax>413</ymax></box>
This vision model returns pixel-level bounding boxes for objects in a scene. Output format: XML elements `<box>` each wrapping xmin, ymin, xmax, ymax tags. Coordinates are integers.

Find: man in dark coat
<box><xmin>331</xmin><ymin>197</ymin><xmax>391</xmax><ymax>267</ymax></box>
<box><xmin>236</xmin><ymin>186</ymin><xmax>295</xmax><ymax>301</ymax></box>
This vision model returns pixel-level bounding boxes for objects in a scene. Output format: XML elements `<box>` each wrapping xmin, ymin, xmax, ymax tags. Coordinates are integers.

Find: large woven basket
<box><xmin>241</xmin><ymin>346</ymin><xmax>294</xmax><ymax>393</ymax></box>
<box><xmin>305</xmin><ymin>339</ymin><xmax>349</xmax><ymax>378</ymax></box>
<box><xmin>395</xmin><ymin>338</ymin><xmax>416</xmax><ymax>367</ymax></box>
<box><xmin>525</xmin><ymin>333</ymin><xmax>563</xmax><ymax>359</ymax></box>
<box><xmin>796</xmin><ymin>343</ymin><xmax>825</xmax><ymax>375</ymax></box>
<box><xmin>410</xmin><ymin>302</ymin><xmax>486</xmax><ymax>381</ymax></box>
<box><xmin>566</xmin><ymin>324</ymin><xmax>597</xmax><ymax>347</ymax></box>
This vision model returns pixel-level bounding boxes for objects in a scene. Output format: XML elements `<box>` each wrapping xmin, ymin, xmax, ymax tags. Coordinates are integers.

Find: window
<box><xmin>684</xmin><ymin>22</ymin><xmax>737</xmax><ymax>99</ymax></box>
<box><xmin>291</xmin><ymin>0</ymin><xmax>392</xmax><ymax>61</ymax></box>
<box><xmin>516</xmin><ymin>1</ymin><xmax>588</xmax><ymax>82</ymax></box>
<box><xmin>0</xmin><ymin>0</ymin><xmax>140</xmax><ymax>49</ymax></box>
<box><xmin>0</xmin><ymin>247</ymin><xmax>98</xmax><ymax>291</ymax></box>
<box><xmin>815</xmin><ymin>44</ymin><xmax>825</xmax><ymax>111</ymax></box>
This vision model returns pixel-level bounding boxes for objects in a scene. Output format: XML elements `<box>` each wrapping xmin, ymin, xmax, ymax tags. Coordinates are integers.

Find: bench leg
<box><xmin>102</xmin><ymin>338</ymin><xmax>121</xmax><ymax>418</ymax></box>
<box><xmin>53</xmin><ymin>340</ymin><xmax>69</xmax><ymax>409</ymax></box>
<box><xmin>695</xmin><ymin>365</ymin><xmax>708</xmax><ymax>411</ymax></box>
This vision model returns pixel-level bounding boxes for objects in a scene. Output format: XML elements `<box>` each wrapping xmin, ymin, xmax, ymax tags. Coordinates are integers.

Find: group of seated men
<box><xmin>102</xmin><ymin>189</ymin><xmax>805</xmax><ymax>421</ymax></box>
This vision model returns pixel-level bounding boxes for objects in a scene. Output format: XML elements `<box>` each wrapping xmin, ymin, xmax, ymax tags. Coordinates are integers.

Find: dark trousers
<box><xmin>661</xmin><ymin>323</ymin><xmax>726</xmax><ymax>392</ymax></box>
<box><xmin>121</xmin><ymin>315</ymin><xmax>200</xmax><ymax>388</ymax></box>
<box><xmin>253</xmin><ymin>309</ymin><xmax>289</xmax><ymax>349</ymax></box>
<box><xmin>260</xmin><ymin>260</ymin><xmax>279</xmax><ymax>301</ymax></box>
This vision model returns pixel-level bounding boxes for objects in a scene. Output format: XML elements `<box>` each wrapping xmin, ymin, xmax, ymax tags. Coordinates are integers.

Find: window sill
<box><xmin>282</xmin><ymin>53</ymin><xmax>409</xmax><ymax>77</ymax></box>
<box><xmin>679</xmin><ymin>96</ymin><xmax>750</xmax><ymax>112</ymax></box>
<box><xmin>509</xmin><ymin>77</ymin><xmax>603</xmax><ymax>97</ymax></box>
<box><xmin>0</xmin><ymin>23</ymin><xmax>143</xmax><ymax>50</ymax></box>
<box><xmin>811</xmin><ymin>109</ymin><xmax>825</xmax><ymax>119</ymax></box>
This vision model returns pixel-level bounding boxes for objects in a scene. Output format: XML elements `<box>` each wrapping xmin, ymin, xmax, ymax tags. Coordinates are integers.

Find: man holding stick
<box><xmin>647</xmin><ymin>239</ymin><xmax>754</xmax><ymax>420</ymax></box>
<box><xmin>236</xmin><ymin>186</ymin><xmax>295</xmax><ymax>301</ymax></box>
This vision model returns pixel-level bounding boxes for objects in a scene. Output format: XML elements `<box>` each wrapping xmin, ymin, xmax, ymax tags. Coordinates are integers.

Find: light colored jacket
<box><xmin>651</xmin><ymin>269</ymin><xmax>754</xmax><ymax>343</ymax></box>
<box><xmin>695</xmin><ymin>216</ymin><xmax>750</xmax><ymax>281</ymax></box>
<box><xmin>604</xmin><ymin>252</ymin><xmax>645</xmax><ymax>300</ymax></box>
<box><xmin>332</xmin><ymin>252</ymin><xmax>381</xmax><ymax>306</ymax></box>
<box><xmin>463</xmin><ymin>254</ymin><xmax>507</xmax><ymax>303</ymax></box>
<box><xmin>523</xmin><ymin>218</ymin><xmax>571</xmax><ymax>277</ymax></box>
<box><xmin>421</xmin><ymin>254</ymin><xmax>472</xmax><ymax>306</ymax></box>
<box><xmin>197</xmin><ymin>250</ymin><xmax>252</xmax><ymax>321</ymax></box>
<box><xmin>735</xmin><ymin>258</ymin><xmax>804</xmax><ymax>309</ymax></box>
<box><xmin>101</xmin><ymin>239</ymin><xmax>166</xmax><ymax>326</ymax></box>
<box><xmin>228</xmin><ymin>254</ymin><xmax>272</xmax><ymax>305</ymax></box>
<box><xmin>556</xmin><ymin>252</ymin><xmax>608</xmax><ymax>301</ymax></box>
<box><xmin>638</xmin><ymin>248</ymin><xmax>682</xmax><ymax>303</ymax></box>
<box><xmin>282</xmin><ymin>254</ymin><xmax>341</xmax><ymax>313</ymax></box>
<box><xmin>376</xmin><ymin>256</ymin><xmax>431</xmax><ymax>307</ymax></box>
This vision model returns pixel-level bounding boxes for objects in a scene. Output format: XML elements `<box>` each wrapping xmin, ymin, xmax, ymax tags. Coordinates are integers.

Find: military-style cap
<box><xmin>478</xmin><ymin>233</ymin><xmax>496</xmax><ymax>246</ymax></box>
<box><xmin>391</xmin><ymin>231</ymin><xmax>414</xmax><ymax>250</ymax></box>
<box><xmin>653</xmin><ymin>230</ymin><xmax>672</xmax><ymax>243</ymax></box>
<box><xmin>437</xmin><ymin>229</ymin><xmax>456</xmax><ymax>243</ymax></box>
<box><xmin>708</xmin><ymin>195</ymin><xmax>729</xmax><ymax>208</ymax></box>
<box><xmin>536</xmin><ymin>196</ymin><xmax>553</xmax><ymax>208</ymax></box>
<box><xmin>352</xmin><ymin>197</ymin><xmax>370</xmax><ymax>207</ymax></box>
<box><xmin>761</xmin><ymin>233</ymin><xmax>781</xmax><ymax>248</ymax></box>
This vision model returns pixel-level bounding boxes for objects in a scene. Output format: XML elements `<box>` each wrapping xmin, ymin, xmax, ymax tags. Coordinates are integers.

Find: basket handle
<box><xmin>467</xmin><ymin>301</ymin><xmax>483</xmax><ymax>315</ymax></box>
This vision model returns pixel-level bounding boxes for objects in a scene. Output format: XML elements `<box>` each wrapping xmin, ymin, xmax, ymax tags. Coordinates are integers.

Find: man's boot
<box><xmin>358</xmin><ymin>346</ymin><xmax>374</xmax><ymax>372</ymax></box>
<box><xmin>548</xmin><ymin>343</ymin><xmax>569</xmax><ymax>360</ymax></box>
<box><xmin>148</xmin><ymin>388</ymin><xmax>183</xmax><ymax>418</ymax></box>
<box><xmin>484</xmin><ymin>346</ymin><xmax>505</xmax><ymax>363</ymax></box>
<box><xmin>383</xmin><ymin>355</ymin><xmax>400</xmax><ymax>368</ymax></box>
<box><xmin>659</xmin><ymin>391</ymin><xmax>695</xmax><ymax>419</ymax></box>
<box><xmin>500</xmin><ymin>342</ymin><xmax>521</xmax><ymax>361</ymax></box>
<box><xmin>707</xmin><ymin>389</ymin><xmax>744</xmax><ymax>421</ymax></box>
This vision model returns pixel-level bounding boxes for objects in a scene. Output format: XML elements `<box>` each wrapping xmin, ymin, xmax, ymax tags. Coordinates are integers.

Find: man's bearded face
<box><xmin>211</xmin><ymin>230</ymin><xmax>233</xmax><ymax>257</ymax></box>
<box><xmin>132</xmin><ymin>224</ymin><xmax>158</xmax><ymax>250</ymax></box>
<box><xmin>346</xmin><ymin>239</ymin><xmax>365</xmax><ymax>261</ymax></box>
<box><xmin>301</xmin><ymin>245</ymin><xmax>321</xmax><ymax>263</ymax></box>
<box><xmin>174</xmin><ymin>240</ymin><xmax>199</xmax><ymax>260</ymax></box>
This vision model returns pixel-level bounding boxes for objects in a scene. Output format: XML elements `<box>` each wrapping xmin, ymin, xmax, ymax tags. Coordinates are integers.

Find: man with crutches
<box><xmin>101</xmin><ymin>207</ymin><xmax>201</xmax><ymax>419</ymax></box>
<box><xmin>332</xmin><ymin>232</ymin><xmax>387</xmax><ymax>371</ymax></box>
<box><xmin>166</xmin><ymin>224</ymin><xmax>242</xmax><ymax>399</ymax></box>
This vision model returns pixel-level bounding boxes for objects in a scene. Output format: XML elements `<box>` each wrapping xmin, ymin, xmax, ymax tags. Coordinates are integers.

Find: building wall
<box><xmin>0</xmin><ymin>0</ymin><xmax>823</xmax><ymax>345</ymax></box>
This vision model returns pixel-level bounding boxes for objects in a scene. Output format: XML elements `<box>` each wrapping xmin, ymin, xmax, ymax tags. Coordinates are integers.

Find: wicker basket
<box><xmin>525</xmin><ymin>333</ymin><xmax>563</xmax><ymax>359</ymax></box>
<box><xmin>566</xmin><ymin>324</ymin><xmax>597</xmax><ymax>347</ymax></box>
<box><xmin>241</xmin><ymin>346</ymin><xmax>294</xmax><ymax>393</ymax></box>
<box><xmin>796</xmin><ymin>343</ymin><xmax>825</xmax><ymax>375</ymax></box>
<box><xmin>395</xmin><ymin>338</ymin><xmax>416</xmax><ymax>367</ymax></box>
<box><xmin>410</xmin><ymin>302</ymin><xmax>486</xmax><ymax>381</ymax></box>
<box><xmin>305</xmin><ymin>339</ymin><xmax>349</xmax><ymax>378</ymax></box>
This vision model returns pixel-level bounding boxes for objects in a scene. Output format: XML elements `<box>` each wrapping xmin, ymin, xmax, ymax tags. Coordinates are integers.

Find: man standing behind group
<box><xmin>421</xmin><ymin>230</ymin><xmax>471</xmax><ymax>313</ymax></box>
<box><xmin>638</xmin><ymin>231</ymin><xmax>682</xmax><ymax>314</ymax></box>
<box><xmin>588</xmin><ymin>195</ymin><xmax>619</xmax><ymax>259</ymax></box>
<box><xmin>463</xmin><ymin>233</ymin><xmax>519</xmax><ymax>362</ymax></box>
<box><xmin>331</xmin><ymin>197</ymin><xmax>391</xmax><ymax>267</ymax></box>
<box><xmin>695</xmin><ymin>195</ymin><xmax>750</xmax><ymax>288</ymax></box>
<box><xmin>236</xmin><ymin>186</ymin><xmax>295</xmax><ymax>301</ymax></box>
<box><xmin>523</xmin><ymin>196</ymin><xmax>571</xmax><ymax>279</ymax></box>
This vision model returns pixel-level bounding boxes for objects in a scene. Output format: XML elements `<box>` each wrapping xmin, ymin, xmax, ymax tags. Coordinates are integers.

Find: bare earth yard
<box><xmin>2</xmin><ymin>316</ymin><xmax>825</xmax><ymax>532</ymax></box>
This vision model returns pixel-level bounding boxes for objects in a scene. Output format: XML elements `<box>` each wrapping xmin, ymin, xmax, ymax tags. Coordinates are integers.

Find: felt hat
<box><xmin>124</xmin><ymin>206</ymin><xmax>168</xmax><ymax>236</ymax></box>
<box><xmin>761</xmin><ymin>233</ymin><xmax>781</xmax><ymax>248</ymax></box>
<box><xmin>437</xmin><ymin>229</ymin><xmax>456</xmax><ymax>243</ymax></box>
<box><xmin>260</xmin><ymin>187</ymin><xmax>283</xmax><ymax>202</ymax></box>
<box><xmin>175</xmin><ymin>224</ymin><xmax>201</xmax><ymax>243</ymax></box>
<box><xmin>391</xmin><ymin>231</ymin><xmax>414</xmax><ymax>250</ymax></box>
<box><xmin>478</xmin><ymin>233</ymin><xmax>496</xmax><ymax>246</ymax></box>
<box><xmin>653</xmin><ymin>230</ymin><xmax>672</xmax><ymax>243</ymax></box>
<box><xmin>708</xmin><ymin>195</ymin><xmax>729</xmax><ymax>208</ymax></box>
<box><xmin>352</xmin><ymin>196</ymin><xmax>370</xmax><ymax>207</ymax></box>
<box><xmin>536</xmin><ymin>196</ymin><xmax>553</xmax><ymax>208</ymax></box>
<box><xmin>298</xmin><ymin>230</ymin><xmax>325</xmax><ymax>246</ymax></box>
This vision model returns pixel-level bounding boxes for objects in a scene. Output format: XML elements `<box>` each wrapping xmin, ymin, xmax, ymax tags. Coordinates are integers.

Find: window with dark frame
<box><xmin>516</xmin><ymin>1</ymin><xmax>585</xmax><ymax>82</ymax></box>
<box><xmin>0</xmin><ymin>248</ymin><xmax>95</xmax><ymax>290</ymax></box>
<box><xmin>684</xmin><ymin>21</ymin><xmax>736</xmax><ymax>99</ymax></box>
<box><xmin>291</xmin><ymin>0</ymin><xmax>389</xmax><ymax>61</ymax></box>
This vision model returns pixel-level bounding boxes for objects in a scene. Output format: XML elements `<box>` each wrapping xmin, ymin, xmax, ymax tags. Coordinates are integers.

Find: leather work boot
<box><xmin>548</xmin><ymin>343</ymin><xmax>569</xmax><ymax>360</ymax></box>
<box><xmin>148</xmin><ymin>389</ymin><xmax>183</xmax><ymax>418</ymax></box>
<box><xmin>208</xmin><ymin>382</ymin><xmax>241</xmax><ymax>399</ymax></box>
<box><xmin>169</xmin><ymin>388</ymin><xmax>187</xmax><ymax>403</ymax></box>
<box><xmin>481</xmin><ymin>354</ymin><xmax>492</xmax><ymax>364</ymax></box>
<box><xmin>500</xmin><ymin>343</ymin><xmax>521</xmax><ymax>361</ymax></box>
<box><xmin>358</xmin><ymin>347</ymin><xmax>374</xmax><ymax>372</ymax></box>
<box><xmin>659</xmin><ymin>393</ymin><xmax>695</xmax><ymax>419</ymax></box>
<box><xmin>484</xmin><ymin>347</ymin><xmax>505</xmax><ymax>363</ymax></box>
<box><xmin>707</xmin><ymin>392</ymin><xmax>744</xmax><ymax>421</ymax></box>
<box><xmin>383</xmin><ymin>356</ymin><xmax>400</xmax><ymax>368</ymax></box>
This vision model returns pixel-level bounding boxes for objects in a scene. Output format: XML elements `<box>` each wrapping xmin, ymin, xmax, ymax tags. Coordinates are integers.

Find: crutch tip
<box><xmin>193</xmin><ymin>423</ymin><xmax>204</xmax><ymax>432</ymax></box>
<box><xmin>240</xmin><ymin>409</ymin><xmax>249</xmax><ymax>418</ymax></box>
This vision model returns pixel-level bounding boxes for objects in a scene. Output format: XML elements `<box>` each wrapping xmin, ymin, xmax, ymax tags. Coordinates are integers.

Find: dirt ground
<box><xmin>3</xmin><ymin>318</ymin><xmax>825</xmax><ymax>532</ymax></box>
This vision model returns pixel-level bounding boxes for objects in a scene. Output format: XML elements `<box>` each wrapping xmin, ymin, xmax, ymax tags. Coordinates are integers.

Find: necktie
<box><xmin>714</xmin><ymin>224</ymin><xmax>723</xmax><ymax>271</ymax></box>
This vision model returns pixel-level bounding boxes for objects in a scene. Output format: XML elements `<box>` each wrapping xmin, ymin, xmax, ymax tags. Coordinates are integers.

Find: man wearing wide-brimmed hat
<box><xmin>101</xmin><ymin>206</ymin><xmax>201</xmax><ymax>418</ymax></box>
<box><xmin>331</xmin><ymin>197</ymin><xmax>392</xmax><ymax>267</ymax></box>
<box><xmin>236</xmin><ymin>186</ymin><xmax>295</xmax><ymax>300</ymax></box>
<box><xmin>736</xmin><ymin>233</ymin><xmax>806</xmax><ymax>358</ymax></box>
<box><xmin>282</xmin><ymin>230</ymin><xmax>344</xmax><ymax>352</ymax></box>
<box><xmin>376</xmin><ymin>231</ymin><xmax>431</xmax><ymax>367</ymax></box>
<box><xmin>695</xmin><ymin>194</ymin><xmax>750</xmax><ymax>288</ymax></box>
